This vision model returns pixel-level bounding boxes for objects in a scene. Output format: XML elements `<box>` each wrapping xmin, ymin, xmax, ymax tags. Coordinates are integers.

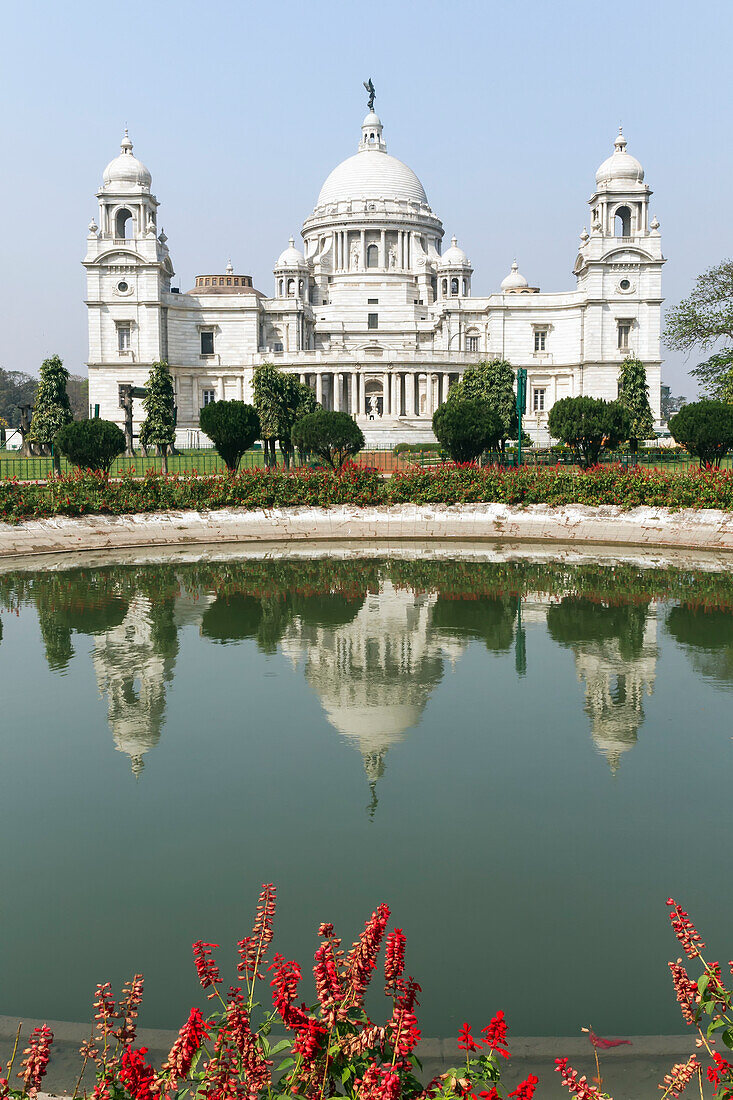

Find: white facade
<box><xmin>85</xmin><ymin>110</ymin><xmax>664</xmax><ymax>446</ymax></box>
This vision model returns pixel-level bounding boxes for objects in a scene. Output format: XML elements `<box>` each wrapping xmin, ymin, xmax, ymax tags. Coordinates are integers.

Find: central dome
<box><xmin>315</xmin><ymin>110</ymin><xmax>428</xmax><ymax>208</ymax></box>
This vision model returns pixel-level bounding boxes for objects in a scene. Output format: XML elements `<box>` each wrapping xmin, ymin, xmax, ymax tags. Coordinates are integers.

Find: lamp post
<box><xmin>516</xmin><ymin>368</ymin><xmax>527</xmax><ymax>467</ymax></box>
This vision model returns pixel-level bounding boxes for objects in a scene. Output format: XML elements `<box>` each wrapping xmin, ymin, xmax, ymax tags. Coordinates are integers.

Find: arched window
<box><xmin>366</xmin><ymin>244</ymin><xmax>379</xmax><ymax>268</ymax></box>
<box><xmin>451</xmin><ymin>277</ymin><xmax>459</xmax><ymax>296</ymax></box>
<box><xmin>462</xmin><ymin>279</ymin><xmax>467</xmax><ymax>296</ymax></box>
<box><xmin>442</xmin><ymin>279</ymin><xmax>448</xmax><ymax>296</ymax></box>
<box><xmin>614</xmin><ymin>206</ymin><xmax>631</xmax><ymax>236</ymax></box>
<box><xmin>287</xmin><ymin>278</ymin><xmax>295</xmax><ymax>295</ymax></box>
<box><xmin>115</xmin><ymin>208</ymin><xmax>133</xmax><ymax>239</ymax></box>
<box><xmin>278</xmin><ymin>279</ymin><xmax>284</xmax><ymax>296</ymax></box>
<box><xmin>299</xmin><ymin>279</ymin><xmax>304</xmax><ymax>294</ymax></box>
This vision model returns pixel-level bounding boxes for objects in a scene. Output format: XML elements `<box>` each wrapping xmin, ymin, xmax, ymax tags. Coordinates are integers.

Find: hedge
<box><xmin>4</xmin><ymin>463</ymin><xmax>733</xmax><ymax>523</ymax></box>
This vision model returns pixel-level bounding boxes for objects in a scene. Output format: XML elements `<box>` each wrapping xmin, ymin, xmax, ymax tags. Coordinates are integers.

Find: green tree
<box><xmin>663</xmin><ymin>260</ymin><xmax>733</xmax><ymax>395</ymax></box>
<box><xmin>199</xmin><ymin>400</ymin><xmax>260</xmax><ymax>473</ymax></box>
<box><xmin>0</xmin><ymin>368</ymin><xmax>38</xmax><ymax>428</ymax></box>
<box><xmin>291</xmin><ymin>410</ymin><xmax>364</xmax><ymax>470</ymax></box>
<box><xmin>449</xmin><ymin>359</ymin><xmax>518</xmax><ymax>457</ymax></box>
<box><xmin>28</xmin><ymin>354</ymin><xmax>73</xmax><ymax>471</ymax></box>
<box><xmin>253</xmin><ymin>364</ymin><xmax>317</xmax><ymax>468</ymax></box>
<box><xmin>67</xmin><ymin>374</ymin><xmax>89</xmax><ymax>420</ymax></box>
<box><xmin>668</xmin><ymin>399</ymin><xmax>733</xmax><ymax>468</ymax></box>
<box><xmin>661</xmin><ymin>385</ymin><xmax>687</xmax><ymax>422</ymax></box>
<box><xmin>432</xmin><ymin>397</ymin><xmax>503</xmax><ymax>462</ymax></box>
<box><xmin>617</xmin><ymin>356</ymin><xmax>654</xmax><ymax>451</ymax></box>
<box><xmin>140</xmin><ymin>361</ymin><xmax>176</xmax><ymax>472</ymax></box>
<box><xmin>547</xmin><ymin>396</ymin><xmax>630</xmax><ymax>468</ymax></box>
<box><xmin>54</xmin><ymin>418</ymin><xmax>126</xmax><ymax>474</ymax></box>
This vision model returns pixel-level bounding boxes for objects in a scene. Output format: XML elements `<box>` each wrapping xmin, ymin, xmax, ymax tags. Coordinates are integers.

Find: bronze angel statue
<box><xmin>363</xmin><ymin>78</ymin><xmax>376</xmax><ymax>111</ymax></box>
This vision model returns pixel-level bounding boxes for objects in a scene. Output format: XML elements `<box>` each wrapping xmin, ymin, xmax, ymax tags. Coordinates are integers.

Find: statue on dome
<box><xmin>363</xmin><ymin>77</ymin><xmax>376</xmax><ymax>111</ymax></box>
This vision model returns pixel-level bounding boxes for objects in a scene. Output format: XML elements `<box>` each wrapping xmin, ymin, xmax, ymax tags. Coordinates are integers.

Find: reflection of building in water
<box><xmin>281</xmin><ymin>582</ymin><xmax>465</xmax><ymax>814</ymax></box>
<box><xmin>566</xmin><ymin>604</ymin><xmax>658</xmax><ymax>772</ymax></box>
<box><xmin>91</xmin><ymin>592</ymin><xmax>211</xmax><ymax>775</ymax></box>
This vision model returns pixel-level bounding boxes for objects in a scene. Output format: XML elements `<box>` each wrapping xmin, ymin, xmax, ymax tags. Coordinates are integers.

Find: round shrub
<box><xmin>54</xmin><ymin>418</ymin><xmax>126</xmax><ymax>473</ymax></box>
<box><xmin>291</xmin><ymin>410</ymin><xmax>365</xmax><ymax>470</ymax></box>
<box><xmin>199</xmin><ymin>400</ymin><xmax>261</xmax><ymax>473</ymax></box>
<box><xmin>669</xmin><ymin>399</ymin><xmax>733</xmax><ymax>468</ymax></box>
<box><xmin>432</xmin><ymin>397</ymin><xmax>502</xmax><ymax>463</ymax></box>
<box><xmin>547</xmin><ymin>396</ymin><xmax>630</xmax><ymax>468</ymax></box>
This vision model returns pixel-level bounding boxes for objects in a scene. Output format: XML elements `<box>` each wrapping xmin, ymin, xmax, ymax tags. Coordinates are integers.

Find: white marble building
<box><xmin>85</xmin><ymin>99</ymin><xmax>664</xmax><ymax>446</ymax></box>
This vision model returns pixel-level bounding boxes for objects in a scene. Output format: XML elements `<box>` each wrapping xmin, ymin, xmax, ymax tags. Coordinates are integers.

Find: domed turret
<box><xmin>501</xmin><ymin>259</ymin><xmax>528</xmax><ymax>291</ymax></box>
<box><xmin>438</xmin><ymin>236</ymin><xmax>472</xmax><ymax>299</ymax></box>
<box><xmin>103</xmin><ymin>129</ymin><xmax>152</xmax><ymax>189</ymax></box>
<box><xmin>439</xmin><ymin>236</ymin><xmax>470</xmax><ymax>269</ymax></box>
<box><xmin>275</xmin><ymin>236</ymin><xmax>307</xmax><ymax>269</ymax></box>
<box><xmin>595</xmin><ymin>128</ymin><xmax>644</xmax><ymax>186</ymax></box>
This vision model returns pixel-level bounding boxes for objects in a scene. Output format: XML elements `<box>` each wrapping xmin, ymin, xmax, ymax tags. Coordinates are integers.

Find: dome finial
<box><xmin>614</xmin><ymin>126</ymin><xmax>627</xmax><ymax>153</ymax></box>
<box><xmin>121</xmin><ymin>126</ymin><xmax>133</xmax><ymax>154</ymax></box>
<box><xmin>363</xmin><ymin>77</ymin><xmax>376</xmax><ymax>112</ymax></box>
<box><xmin>226</xmin><ymin>258</ymin><xmax>233</xmax><ymax>275</ymax></box>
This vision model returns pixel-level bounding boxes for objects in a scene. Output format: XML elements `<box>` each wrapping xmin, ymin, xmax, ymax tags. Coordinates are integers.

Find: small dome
<box><xmin>596</xmin><ymin>128</ymin><xmax>644</xmax><ymax>185</ymax></box>
<box><xmin>439</xmin><ymin>236</ymin><xmax>470</xmax><ymax>268</ymax></box>
<box><xmin>362</xmin><ymin>110</ymin><xmax>382</xmax><ymax>128</ymax></box>
<box><xmin>103</xmin><ymin>129</ymin><xmax>152</xmax><ymax>189</ymax></box>
<box><xmin>275</xmin><ymin>236</ymin><xmax>307</xmax><ymax>268</ymax></box>
<box><xmin>501</xmin><ymin>259</ymin><xmax>528</xmax><ymax>291</ymax></box>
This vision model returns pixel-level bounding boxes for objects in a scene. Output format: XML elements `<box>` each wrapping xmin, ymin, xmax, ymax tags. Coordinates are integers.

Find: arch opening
<box><xmin>115</xmin><ymin>208</ymin><xmax>133</xmax><ymax>239</ymax></box>
<box><xmin>614</xmin><ymin>206</ymin><xmax>631</xmax><ymax>237</ymax></box>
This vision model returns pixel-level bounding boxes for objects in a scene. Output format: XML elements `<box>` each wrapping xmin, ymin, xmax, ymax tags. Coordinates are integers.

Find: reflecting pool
<box><xmin>1</xmin><ymin>549</ymin><xmax>733</xmax><ymax>1037</ymax></box>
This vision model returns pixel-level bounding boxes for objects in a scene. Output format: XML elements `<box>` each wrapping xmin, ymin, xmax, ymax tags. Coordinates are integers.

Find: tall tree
<box><xmin>67</xmin><ymin>374</ymin><xmax>90</xmax><ymax>420</ymax></box>
<box><xmin>253</xmin><ymin>364</ymin><xmax>318</xmax><ymax>468</ymax></box>
<box><xmin>664</xmin><ymin>259</ymin><xmax>733</xmax><ymax>395</ymax></box>
<box><xmin>140</xmin><ymin>361</ymin><xmax>176</xmax><ymax>472</ymax></box>
<box><xmin>448</xmin><ymin>359</ymin><xmax>518</xmax><ymax>457</ymax></box>
<box><xmin>0</xmin><ymin>368</ymin><xmax>38</xmax><ymax>428</ymax></box>
<box><xmin>28</xmin><ymin>355</ymin><xmax>73</xmax><ymax>470</ymax></box>
<box><xmin>617</xmin><ymin>356</ymin><xmax>654</xmax><ymax>450</ymax></box>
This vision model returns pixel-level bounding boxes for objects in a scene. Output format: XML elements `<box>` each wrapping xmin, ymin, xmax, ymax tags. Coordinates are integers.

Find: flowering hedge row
<box><xmin>4</xmin><ymin>463</ymin><xmax>733</xmax><ymax>522</ymax></box>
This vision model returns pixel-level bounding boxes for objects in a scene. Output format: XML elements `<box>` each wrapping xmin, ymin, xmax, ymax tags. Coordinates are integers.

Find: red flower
<box><xmin>555</xmin><ymin>1057</ymin><xmax>604</xmax><ymax>1100</ymax></box>
<box><xmin>384</xmin><ymin>928</ymin><xmax>406</xmax><ymax>995</ymax></box>
<box><xmin>119</xmin><ymin>1046</ymin><xmax>156</xmax><ymax>1100</ymax></box>
<box><xmin>116</xmin><ymin>974</ymin><xmax>144</xmax><ymax>1046</ymax></box>
<box><xmin>669</xmin><ymin>959</ymin><xmax>700</xmax><ymax>1025</ymax></box>
<box><xmin>18</xmin><ymin>1025</ymin><xmax>54</xmax><ymax>1092</ymax></box>
<box><xmin>313</xmin><ymin>940</ymin><xmax>345</xmax><ymax>1025</ymax></box>
<box><xmin>707</xmin><ymin>1052</ymin><xmax>732</xmax><ymax>1088</ymax></box>
<box><xmin>658</xmin><ymin>1054</ymin><xmax>699</xmax><ymax>1099</ymax></box>
<box><xmin>345</xmin><ymin>903</ymin><xmax>391</xmax><ymax>1007</ymax></box>
<box><xmin>509</xmin><ymin>1075</ymin><xmax>538</xmax><ymax>1100</ymax></box>
<box><xmin>667</xmin><ymin>899</ymin><xmax>705</xmax><ymax>960</ymax></box>
<box><xmin>269</xmin><ymin>953</ymin><xmax>303</xmax><ymax>1028</ymax></box>
<box><xmin>482</xmin><ymin>1011</ymin><xmax>510</xmax><ymax>1059</ymax></box>
<box><xmin>93</xmin><ymin>983</ymin><xmax>118</xmax><ymax>1041</ymax></box>
<box><xmin>192</xmin><ymin>941</ymin><xmax>222</xmax><ymax>994</ymax></box>
<box><xmin>161</xmin><ymin>1006</ymin><xmax>210</xmax><ymax>1088</ymax></box>
<box><xmin>458</xmin><ymin>1023</ymin><xmax>479</xmax><ymax>1053</ymax></box>
<box><xmin>237</xmin><ymin>883</ymin><xmax>277</xmax><ymax>984</ymax></box>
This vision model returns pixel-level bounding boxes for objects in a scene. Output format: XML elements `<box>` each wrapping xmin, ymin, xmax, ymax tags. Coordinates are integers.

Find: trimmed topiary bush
<box><xmin>54</xmin><ymin>418</ymin><xmax>126</xmax><ymax>474</ymax></box>
<box><xmin>432</xmin><ymin>397</ymin><xmax>502</xmax><ymax>462</ymax></box>
<box><xmin>291</xmin><ymin>410</ymin><xmax>365</xmax><ymax>470</ymax></box>
<box><xmin>669</xmin><ymin>399</ymin><xmax>733</xmax><ymax>468</ymax></box>
<box><xmin>199</xmin><ymin>400</ymin><xmax>261</xmax><ymax>473</ymax></box>
<box><xmin>548</xmin><ymin>396</ymin><xmax>630</xmax><ymax>468</ymax></box>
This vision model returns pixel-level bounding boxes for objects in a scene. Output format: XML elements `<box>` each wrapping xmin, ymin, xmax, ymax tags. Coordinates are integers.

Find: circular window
<box><xmin>117</xmin><ymin>280</ymin><xmax>129</xmax><ymax>293</ymax></box>
<box><xmin>619</xmin><ymin>278</ymin><xmax>631</xmax><ymax>290</ymax></box>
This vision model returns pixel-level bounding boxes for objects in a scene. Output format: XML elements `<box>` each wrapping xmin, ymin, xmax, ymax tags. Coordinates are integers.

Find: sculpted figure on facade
<box><xmin>388</xmin><ymin>244</ymin><xmax>397</xmax><ymax>270</ymax></box>
<box><xmin>350</xmin><ymin>243</ymin><xmax>361</xmax><ymax>270</ymax></box>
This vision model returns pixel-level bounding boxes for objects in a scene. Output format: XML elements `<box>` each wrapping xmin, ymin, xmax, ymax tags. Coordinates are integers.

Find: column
<box><xmin>316</xmin><ymin>372</ymin><xmax>323</xmax><ymax>405</ymax></box>
<box><xmin>382</xmin><ymin>372</ymin><xmax>390</xmax><ymax>417</ymax></box>
<box><xmin>380</xmin><ymin>229</ymin><xmax>386</xmax><ymax>268</ymax></box>
<box><xmin>299</xmin><ymin>373</ymin><xmax>306</xmax><ymax>384</ymax></box>
<box><xmin>392</xmin><ymin>373</ymin><xmax>400</xmax><ymax>417</ymax></box>
<box><xmin>359</xmin><ymin>372</ymin><xmax>365</xmax><ymax>416</ymax></box>
<box><xmin>442</xmin><ymin>372</ymin><xmax>450</xmax><ymax>405</ymax></box>
<box><xmin>408</xmin><ymin>373</ymin><xmax>416</xmax><ymax>417</ymax></box>
<box><xmin>360</xmin><ymin>229</ymin><xmax>366</xmax><ymax>269</ymax></box>
<box><xmin>334</xmin><ymin>373</ymin><xmax>341</xmax><ymax>411</ymax></box>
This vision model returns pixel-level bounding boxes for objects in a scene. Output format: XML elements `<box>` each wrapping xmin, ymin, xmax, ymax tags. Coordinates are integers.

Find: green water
<box><xmin>1</xmin><ymin>551</ymin><xmax>732</xmax><ymax>1039</ymax></box>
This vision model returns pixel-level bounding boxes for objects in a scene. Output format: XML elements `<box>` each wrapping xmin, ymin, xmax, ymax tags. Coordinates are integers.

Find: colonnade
<box><xmin>298</xmin><ymin>370</ymin><xmax>457</xmax><ymax>418</ymax></box>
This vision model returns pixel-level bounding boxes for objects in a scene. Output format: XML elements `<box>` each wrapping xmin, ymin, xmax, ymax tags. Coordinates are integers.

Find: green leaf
<box><xmin>270</xmin><ymin>1039</ymin><xmax>291</xmax><ymax>1055</ymax></box>
<box><xmin>276</xmin><ymin>1058</ymin><xmax>295</xmax><ymax>1071</ymax></box>
<box><xmin>699</xmin><ymin>974</ymin><xmax>711</xmax><ymax>995</ymax></box>
<box><xmin>707</xmin><ymin>1018</ymin><xmax>728</xmax><ymax>1036</ymax></box>
<box><xmin>722</xmin><ymin>1028</ymin><xmax>733</xmax><ymax>1049</ymax></box>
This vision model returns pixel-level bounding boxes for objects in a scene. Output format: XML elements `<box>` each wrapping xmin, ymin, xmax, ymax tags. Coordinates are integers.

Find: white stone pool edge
<box><xmin>3</xmin><ymin>503</ymin><xmax>733</xmax><ymax>562</ymax></box>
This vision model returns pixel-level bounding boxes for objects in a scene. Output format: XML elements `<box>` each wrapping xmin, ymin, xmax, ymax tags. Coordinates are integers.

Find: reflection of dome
<box><xmin>595</xmin><ymin>128</ymin><xmax>644</xmax><ymax>185</ymax></box>
<box><xmin>315</xmin><ymin>112</ymin><xmax>428</xmax><ymax>208</ymax></box>
<box><xmin>281</xmin><ymin>582</ymin><xmax>465</xmax><ymax>810</ymax></box>
<box><xmin>103</xmin><ymin>130</ymin><xmax>152</xmax><ymax>189</ymax></box>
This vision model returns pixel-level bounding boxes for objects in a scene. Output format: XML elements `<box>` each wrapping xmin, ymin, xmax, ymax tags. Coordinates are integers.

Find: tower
<box><xmin>84</xmin><ymin>130</ymin><xmax>175</xmax><ymax>420</ymax></box>
<box><xmin>573</xmin><ymin>128</ymin><xmax>664</xmax><ymax>421</ymax></box>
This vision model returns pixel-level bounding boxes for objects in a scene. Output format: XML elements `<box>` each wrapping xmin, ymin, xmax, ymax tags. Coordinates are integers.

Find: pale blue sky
<box><xmin>1</xmin><ymin>0</ymin><xmax>731</xmax><ymax>395</ymax></box>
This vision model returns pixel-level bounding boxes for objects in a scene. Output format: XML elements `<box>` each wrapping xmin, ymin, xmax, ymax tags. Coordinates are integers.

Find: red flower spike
<box><xmin>192</xmin><ymin>941</ymin><xmax>222</xmax><ymax>992</ymax></box>
<box><xmin>458</xmin><ymin>1022</ymin><xmax>479</xmax><ymax>1053</ymax></box>
<box><xmin>118</xmin><ymin>1046</ymin><xmax>156</xmax><ymax>1100</ymax></box>
<box><xmin>237</xmin><ymin>883</ymin><xmax>277</xmax><ymax>983</ymax></box>
<box><xmin>116</xmin><ymin>974</ymin><xmax>144</xmax><ymax>1046</ymax></box>
<box><xmin>482</xmin><ymin>1011</ymin><xmax>511</xmax><ymax>1059</ymax></box>
<box><xmin>161</xmin><ymin>1007</ymin><xmax>209</xmax><ymax>1089</ymax></box>
<box><xmin>345</xmin><ymin>903</ymin><xmax>391</xmax><ymax>1007</ymax></box>
<box><xmin>93</xmin><ymin>983</ymin><xmax>118</xmax><ymax>1041</ymax></box>
<box><xmin>669</xmin><ymin>960</ymin><xmax>700</xmax><ymax>1025</ymax></box>
<box><xmin>555</xmin><ymin>1057</ymin><xmax>605</xmax><ymax>1100</ymax></box>
<box><xmin>509</xmin><ymin>1075</ymin><xmax>539</xmax><ymax>1100</ymax></box>
<box><xmin>658</xmin><ymin>1054</ymin><xmax>699</xmax><ymax>1099</ymax></box>
<box><xmin>18</xmin><ymin>1025</ymin><xmax>54</xmax><ymax>1092</ymax></box>
<box><xmin>666</xmin><ymin>899</ymin><xmax>705</xmax><ymax>960</ymax></box>
<box><xmin>384</xmin><ymin>928</ymin><xmax>407</xmax><ymax>996</ymax></box>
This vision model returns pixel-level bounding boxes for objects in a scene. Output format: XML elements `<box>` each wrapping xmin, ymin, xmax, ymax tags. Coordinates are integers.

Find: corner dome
<box><xmin>275</xmin><ymin>236</ymin><xmax>307</xmax><ymax>268</ymax></box>
<box><xmin>596</xmin><ymin>128</ymin><xmax>644</xmax><ymax>185</ymax></box>
<box><xmin>439</xmin><ymin>236</ymin><xmax>470</xmax><ymax>268</ymax></box>
<box><xmin>501</xmin><ymin>259</ymin><xmax>528</xmax><ymax>291</ymax></box>
<box><xmin>103</xmin><ymin>129</ymin><xmax>152</xmax><ymax>189</ymax></box>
